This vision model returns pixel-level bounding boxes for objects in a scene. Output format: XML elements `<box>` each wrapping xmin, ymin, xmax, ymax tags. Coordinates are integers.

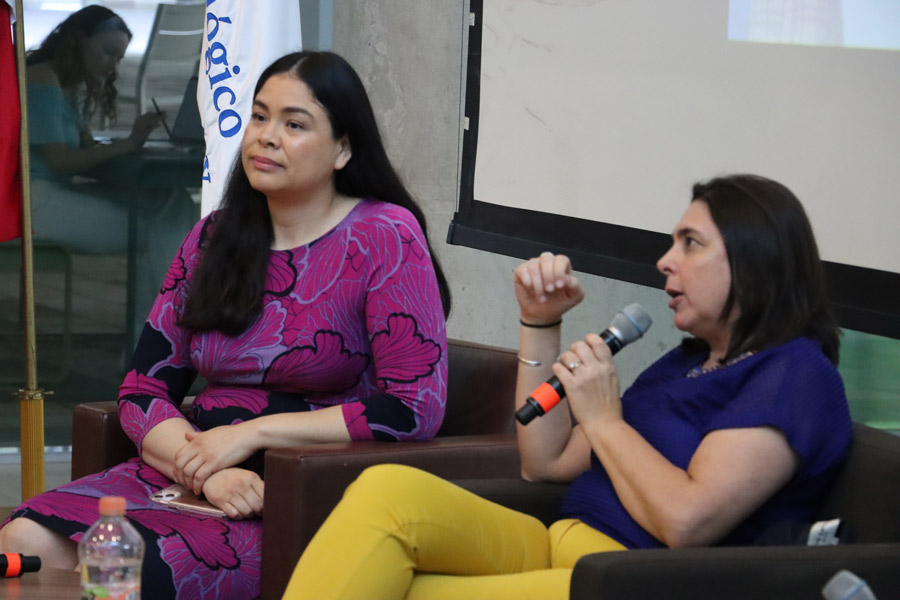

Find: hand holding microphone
<box><xmin>516</xmin><ymin>303</ymin><xmax>652</xmax><ymax>425</ymax></box>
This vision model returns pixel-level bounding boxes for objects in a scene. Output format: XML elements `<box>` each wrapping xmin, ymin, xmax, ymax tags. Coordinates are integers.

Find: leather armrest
<box><xmin>570</xmin><ymin>543</ymin><xmax>900</xmax><ymax>600</ymax></box>
<box><xmin>71</xmin><ymin>399</ymin><xmax>195</xmax><ymax>480</ymax></box>
<box><xmin>260</xmin><ymin>433</ymin><xmax>520</xmax><ymax>600</ymax></box>
<box><xmin>452</xmin><ymin>477</ymin><xmax>567</xmax><ymax>527</ymax></box>
<box><xmin>72</xmin><ymin>401</ymin><xmax>521</xmax><ymax>600</ymax></box>
<box><xmin>71</xmin><ymin>401</ymin><xmax>136</xmax><ymax>480</ymax></box>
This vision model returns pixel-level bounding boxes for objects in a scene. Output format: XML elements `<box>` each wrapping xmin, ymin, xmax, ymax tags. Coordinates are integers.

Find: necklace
<box><xmin>686</xmin><ymin>350</ymin><xmax>756</xmax><ymax>378</ymax></box>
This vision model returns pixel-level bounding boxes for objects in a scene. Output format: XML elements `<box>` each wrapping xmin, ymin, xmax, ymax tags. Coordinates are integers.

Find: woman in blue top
<box><xmin>25</xmin><ymin>5</ymin><xmax>196</xmax><ymax>326</ymax></box>
<box><xmin>283</xmin><ymin>174</ymin><xmax>852</xmax><ymax>599</ymax></box>
<box><xmin>25</xmin><ymin>5</ymin><xmax>162</xmax><ymax>177</ymax></box>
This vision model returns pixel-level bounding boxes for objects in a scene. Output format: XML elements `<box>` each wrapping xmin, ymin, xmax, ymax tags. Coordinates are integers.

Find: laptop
<box><xmin>169</xmin><ymin>75</ymin><xmax>205</xmax><ymax>145</ymax></box>
<box><xmin>144</xmin><ymin>76</ymin><xmax>205</xmax><ymax>154</ymax></box>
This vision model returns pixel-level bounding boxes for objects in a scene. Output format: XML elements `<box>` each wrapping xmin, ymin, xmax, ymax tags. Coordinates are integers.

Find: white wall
<box><xmin>332</xmin><ymin>1</ymin><xmax>684</xmax><ymax>388</ymax></box>
<box><xmin>473</xmin><ymin>0</ymin><xmax>900</xmax><ymax>274</ymax></box>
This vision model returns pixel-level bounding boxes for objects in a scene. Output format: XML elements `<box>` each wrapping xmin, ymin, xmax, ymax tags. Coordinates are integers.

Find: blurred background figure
<box><xmin>24</xmin><ymin>4</ymin><xmax>197</xmax><ymax>340</ymax></box>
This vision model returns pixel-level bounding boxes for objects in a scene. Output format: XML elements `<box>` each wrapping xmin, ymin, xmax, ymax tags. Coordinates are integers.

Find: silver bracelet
<box><xmin>517</xmin><ymin>355</ymin><xmax>542</xmax><ymax>367</ymax></box>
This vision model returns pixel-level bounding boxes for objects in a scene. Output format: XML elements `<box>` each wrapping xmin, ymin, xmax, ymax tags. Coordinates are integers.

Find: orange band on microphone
<box><xmin>530</xmin><ymin>382</ymin><xmax>562</xmax><ymax>412</ymax></box>
<box><xmin>4</xmin><ymin>553</ymin><xmax>21</xmax><ymax>577</ymax></box>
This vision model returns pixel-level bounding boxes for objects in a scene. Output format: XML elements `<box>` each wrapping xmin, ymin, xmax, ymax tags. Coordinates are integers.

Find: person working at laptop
<box><xmin>23</xmin><ymin>5</ymin><xmax>197</xmax><ymax>332</ymax></box>
<box><xmin>147</xmin><ymin>75</ymin><xmax>206</xmax><ymax>152</ymax></box>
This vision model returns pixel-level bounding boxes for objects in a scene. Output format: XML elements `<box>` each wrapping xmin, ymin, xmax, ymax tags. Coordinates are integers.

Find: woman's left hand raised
<box><xmin>173</xmin><ymin>423</ymin><xmax>259</xmax><ymax>495</ymax></box>
<box><xmin>554</xmin><ymin>333</ymin><xmax>623</xmax><ymax>429</ymax></box>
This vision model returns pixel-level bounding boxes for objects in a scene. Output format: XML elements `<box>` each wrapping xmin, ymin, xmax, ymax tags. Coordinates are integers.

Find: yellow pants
<box><xmin>283</xmin><ymin>464</ymin><xmax>625</xmax><ymax>600</ymax></box>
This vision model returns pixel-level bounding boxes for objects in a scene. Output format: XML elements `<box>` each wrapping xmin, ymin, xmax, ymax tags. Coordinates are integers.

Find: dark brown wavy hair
<box><xmin>26</xmin><ymin>5</ymin><xmax>131</xmax><ymax>124</ymax></box>
<box><xmin>686</xmin><ymin>174</ymin><xmax>840</xmax><ymax>364</ymax></box>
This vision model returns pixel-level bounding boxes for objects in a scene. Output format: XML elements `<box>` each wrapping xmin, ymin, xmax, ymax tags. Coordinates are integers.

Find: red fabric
<box><xmin>0</xmin><ymin>2</ymin><xmax>22</xmax><ymax>243</ymax></box>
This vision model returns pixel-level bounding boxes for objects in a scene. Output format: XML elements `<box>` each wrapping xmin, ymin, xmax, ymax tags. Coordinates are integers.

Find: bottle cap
<box><xmin>98</xmin><ymin>496</ymin><xmax>127</xmax><ymax>516</ymax></box>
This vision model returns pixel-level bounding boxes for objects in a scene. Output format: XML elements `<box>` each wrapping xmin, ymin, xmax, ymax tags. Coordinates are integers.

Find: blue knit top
<box><xmin>560</xmin><ymin>337</ymin><xmax>852</xmax><ymax>548</ymax></box>
<box><xmin>26</xmin><ymin>83</ymin><xmax>82</xmax><ymax>183</ymax></box>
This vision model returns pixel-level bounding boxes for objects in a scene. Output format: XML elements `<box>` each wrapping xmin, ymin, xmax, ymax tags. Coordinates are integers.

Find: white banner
<box><xmin>199</xmin><ymin>0</ymin><xmax>302</xmax><ymax>215</ymax></box>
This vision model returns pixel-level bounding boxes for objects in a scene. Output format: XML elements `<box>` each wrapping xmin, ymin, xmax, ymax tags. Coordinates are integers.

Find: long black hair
<box><xmin>26</xmin><ymin>5</ymin><xmax>130</xmax><ymax>124</ymax></box>
<box><xmin>180</xmin><ymin>51</ymin><xmax>451</xmax><ymax>335</ymax></box>
<box><xmin>687</xmin><ymin>174</ymin><xmax>840</xmax><ymax>364</ymax></box>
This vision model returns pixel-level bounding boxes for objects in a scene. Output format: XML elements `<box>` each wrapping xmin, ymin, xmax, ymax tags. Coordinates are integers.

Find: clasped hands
<box><xmin>515</xmin><ymin>252</ymin><xmax>624</xmax><ymax>428</ymax></box>
<box><xmin>173</xmin><ymin>422</ymin><xmax>264</xmax><ymax>520</ymax></box>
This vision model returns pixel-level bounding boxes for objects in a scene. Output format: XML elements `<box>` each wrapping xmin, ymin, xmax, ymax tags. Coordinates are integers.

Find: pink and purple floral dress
<box><xmin>6</xmin><ymin>199</ymin><xmax>448</xmax><ymax>599</ymax></box>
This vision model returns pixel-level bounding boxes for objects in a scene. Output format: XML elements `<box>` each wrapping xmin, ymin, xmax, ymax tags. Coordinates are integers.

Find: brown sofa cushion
<box><xmin>814</xmin><ymin>423</ymin><xmax>900</xmax><ymax>543</ymax></box>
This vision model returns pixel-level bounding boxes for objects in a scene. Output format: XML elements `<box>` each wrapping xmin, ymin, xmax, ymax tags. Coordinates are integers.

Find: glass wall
<box><xmin>1</xmin><ymin>1</ymin><xmax>203</xmax><ymax>454</ymax></box>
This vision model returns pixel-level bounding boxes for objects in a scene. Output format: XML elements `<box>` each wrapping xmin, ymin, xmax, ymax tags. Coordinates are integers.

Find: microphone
<box><xmin>515</xmin><ymin>303</ymin><xmax>652</xmax><ymax>425</ymax></box>
<box><xmin>1</xmin><ymin>553</ymin><xmax>41</xmax><ymax>578</ymax></box>
<box><xmin>822</xmin><ymin>570</ymin><xmax>878</xmax><ymax>600</ymax></box>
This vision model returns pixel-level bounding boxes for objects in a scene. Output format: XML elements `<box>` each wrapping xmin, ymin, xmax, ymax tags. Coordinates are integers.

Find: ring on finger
<box><xmin>557</xmin><ymin>354</ymin><xmax>580</xmax><ymax>370</ymax></box>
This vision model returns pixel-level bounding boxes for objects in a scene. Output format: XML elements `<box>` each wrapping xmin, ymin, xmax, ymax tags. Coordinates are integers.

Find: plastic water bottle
<box><xmin>78</xmin><ymin>496</ymin><xmax>145</xmax><ymax>600</ymax></box>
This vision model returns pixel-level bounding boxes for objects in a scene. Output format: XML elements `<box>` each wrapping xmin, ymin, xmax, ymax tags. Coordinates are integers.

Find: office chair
<box><xmin>134</xmin><ymin>1</ymin><xmax>205</xmax><ymax>116</ymax></box>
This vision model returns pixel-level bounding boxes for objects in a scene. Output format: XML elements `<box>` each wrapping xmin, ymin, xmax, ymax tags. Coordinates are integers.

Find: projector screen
<box><xmin>450</xmin><ymin>0</ymin><xmax>900</xmax><ymax>338</ymax></box>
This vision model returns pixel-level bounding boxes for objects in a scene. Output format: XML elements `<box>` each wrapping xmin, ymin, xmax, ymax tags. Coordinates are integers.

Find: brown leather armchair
<box><xmin>456</xmin><ymin>422</ymin><xmax>900</xmax><ymax>599</ymax></box>
<box><xmin>71</xmin><ymin>339</ymin><xmax>522</xmax><ymax>599</ymax></box>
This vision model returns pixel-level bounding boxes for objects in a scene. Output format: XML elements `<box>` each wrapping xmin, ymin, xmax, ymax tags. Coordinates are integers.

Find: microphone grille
<box><xmin>822</xmin><ymin>570</ymin><xmax>877</xmax><ymax>600</ymax></box>
<box><xmin>610</xmin><ymin>303</ymin><xmax>653</xmax><ymax>344</ymax></box>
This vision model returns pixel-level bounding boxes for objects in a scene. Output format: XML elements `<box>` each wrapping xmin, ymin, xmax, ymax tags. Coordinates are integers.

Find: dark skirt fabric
<box><xmin>5</xmin><ymin>458</ymin><xmax>262</xmax><ymax>599</ymax></box>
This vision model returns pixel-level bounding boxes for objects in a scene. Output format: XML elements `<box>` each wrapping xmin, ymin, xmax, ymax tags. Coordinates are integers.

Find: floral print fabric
<box><xmin>5</xmin><ymin>199</ymin><xmax>447</xmax><ymax>599</ymax></box>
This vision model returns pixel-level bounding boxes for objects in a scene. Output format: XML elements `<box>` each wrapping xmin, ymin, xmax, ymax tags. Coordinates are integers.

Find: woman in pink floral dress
<box><xmin>0</xmin><ymin>51</ymin><xmax>450</xmax><ymax>599</ymax></box>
